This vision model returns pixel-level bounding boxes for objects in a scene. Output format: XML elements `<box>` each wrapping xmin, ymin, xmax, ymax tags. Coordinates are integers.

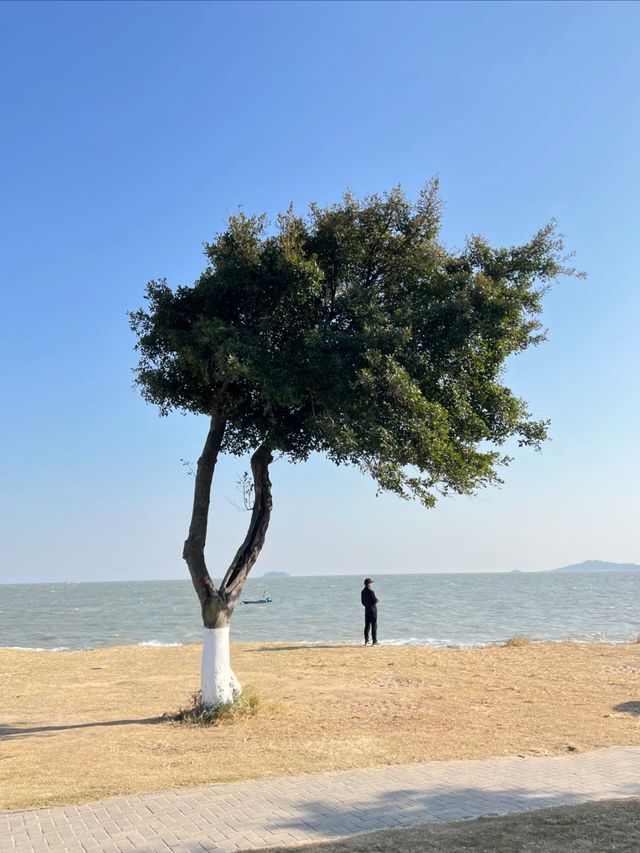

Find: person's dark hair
<box><xmin>364</xmin><ymin>578</ymin><xmax>373</xmax><ymax>586</ymax></box>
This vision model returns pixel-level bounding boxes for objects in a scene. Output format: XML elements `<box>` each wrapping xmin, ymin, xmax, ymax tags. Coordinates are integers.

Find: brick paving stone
<box><xmin>2</xmin><ymin>746</ymin><xmax>640</xmax><ymax>853</ymax></box>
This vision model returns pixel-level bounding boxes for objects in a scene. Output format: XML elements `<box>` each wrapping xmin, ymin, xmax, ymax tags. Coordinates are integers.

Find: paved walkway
<box><xmin>2</xmin><ymin>747</ymin><xmax>640</xmax><ymax>853</ymax></box>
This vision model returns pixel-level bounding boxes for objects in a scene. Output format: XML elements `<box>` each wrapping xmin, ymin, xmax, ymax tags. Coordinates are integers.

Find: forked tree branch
<box><xmin>182</xmin><ymin>412</ymin><xmax>227</xmax><ymax>606</ymax></box>
<box><xmin>219</xmin><ymin>443</ymin><xmax>274</xmax><ymax>599</ymax></box>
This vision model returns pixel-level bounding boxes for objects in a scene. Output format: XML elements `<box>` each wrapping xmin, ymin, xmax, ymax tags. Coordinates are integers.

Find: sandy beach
<box><xmin>1</xmin><ymin>640</ymin><xmax>640</xmax><ymax>811</ymax></box>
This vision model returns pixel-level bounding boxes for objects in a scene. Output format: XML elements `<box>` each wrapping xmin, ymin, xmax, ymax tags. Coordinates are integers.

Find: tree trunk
<box><xmin>184</xmin><ymin>435</ymin><xmax>274</xmax><ymax>708</ymax></box>
<box><xmin>201</xmin><ymin>626</ymin><xmax>241</xmax><ymax>706</ymax></box>
<box><xmin>182</xmin><ymin>412</ymin><xmax>226</xmax><ymax>610</ymax></box>
<box><xmin>182</xmin><ymin>413</ymin><xmax>236</xmax><ymax>704</ymax></box>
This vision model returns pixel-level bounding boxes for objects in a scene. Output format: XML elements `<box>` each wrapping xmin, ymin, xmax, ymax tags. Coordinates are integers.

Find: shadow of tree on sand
<box><xmin>0</xmin><ymin>716</ymin><xmax>165</xmax><ymax>740</ymax></box>
<box><xmin>245</xmin><ymin>644</ymin><xmax>353</xmax><ymax>653</ymax></box>
<box><xmin>614</xmin><ymin>700</ymin><xmax>640</xmax><ymax>717</ymax></box>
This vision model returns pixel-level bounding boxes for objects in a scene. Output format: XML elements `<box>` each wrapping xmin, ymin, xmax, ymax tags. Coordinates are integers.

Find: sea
<box><xmin>1</xmin><ymin>572</ymin><xmax>639</xmax><ymax>652</ymax></box>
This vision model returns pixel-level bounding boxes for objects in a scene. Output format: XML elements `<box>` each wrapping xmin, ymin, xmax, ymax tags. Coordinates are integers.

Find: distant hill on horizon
<box><xmin>550</xmin><ymin>560</ymin><xmax>640</xmax><ymax>573</ymax></box>
<box><xmin>261</xmin><ymin>571</ymin><xmax>291</xmax><ymax>578</ymax></box>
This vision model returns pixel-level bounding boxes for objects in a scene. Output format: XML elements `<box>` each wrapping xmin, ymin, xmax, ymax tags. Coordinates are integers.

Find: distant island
<box><xmin>550</xmin><ymin>560</ymin><xmax>640</xmax><ymax>573</ymax></box>
<box><xmin>261</xmin><ymin>571</ymin><xmax>291</xmax><ymax>578</ymax></box>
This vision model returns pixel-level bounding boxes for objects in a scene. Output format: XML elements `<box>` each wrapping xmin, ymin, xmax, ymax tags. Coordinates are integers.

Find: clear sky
<box><xmin>1</xmin><ymin>1</ymin><xmax>638</xmax><ymax>584</ymax></box>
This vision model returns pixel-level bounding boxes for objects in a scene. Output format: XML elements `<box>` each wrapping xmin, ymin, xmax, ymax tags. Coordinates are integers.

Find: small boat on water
<box><xmin>242</xmin><ymin>592</ymin><xmax>273</xmax><ymax>604</ymax></box>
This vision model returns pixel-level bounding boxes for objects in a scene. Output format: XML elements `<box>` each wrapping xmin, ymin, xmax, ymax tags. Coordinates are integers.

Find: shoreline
<box><xmin>2</xmin><ymin>640</ymin><xmax>640</xmax><ymax>811</ymax></box>
<box><xmin>2</xmin><ymin>635</ymin><xmax>639</xmax><ymax>654</ymax></box>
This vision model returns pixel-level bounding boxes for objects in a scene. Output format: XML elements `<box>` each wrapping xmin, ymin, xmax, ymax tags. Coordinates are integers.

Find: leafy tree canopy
<box><xmin>130</xmin><ymin>181</ymin><xmax>578</xmax><ymax>507</ymax></box>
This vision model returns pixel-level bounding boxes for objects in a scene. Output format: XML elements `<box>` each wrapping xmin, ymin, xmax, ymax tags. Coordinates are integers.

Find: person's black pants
<box><xmin>364</xmin><ymin>607</ymin><xmax>377</xmax><ymax>644</ymax></box>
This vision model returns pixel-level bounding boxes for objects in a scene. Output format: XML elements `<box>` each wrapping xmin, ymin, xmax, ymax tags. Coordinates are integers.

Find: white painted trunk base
<box><xmin>201</xmin><ymin>627</ymin><xmax>242</xmax><ymax>707</ymax></box>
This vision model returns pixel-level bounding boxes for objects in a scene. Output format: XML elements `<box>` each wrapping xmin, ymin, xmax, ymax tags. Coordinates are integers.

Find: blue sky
<box><xmin>1</xmin><ymin>1</ymin><xmax>638</xmax><ymax>583</ymax></box>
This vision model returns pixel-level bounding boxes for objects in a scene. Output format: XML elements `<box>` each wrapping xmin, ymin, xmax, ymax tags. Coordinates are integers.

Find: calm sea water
<box><xmin>1</xmin><ymin>573</ymin><xmax>639</xmax><ymax>651</ymax></box>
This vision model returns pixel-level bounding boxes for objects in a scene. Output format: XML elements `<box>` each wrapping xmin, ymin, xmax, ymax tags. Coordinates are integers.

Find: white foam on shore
<box><xmin>379</xmin><ymin>637</ymin><xmax>488</xmax><ymax>648</ymax></box>
<box><xmin>0</xmin><ymin>641</ymin><xmax>187</xmax><ymax>652</ymax></box>
<box><xmin>1</xmin><ymin>645</ymin><xmax>78</xmax><ymax>652</ymax></box>
<box><xmin>1</xmin><ymin>636</ymin><xmax>636</xmax><ymax>653</ymax></box>
<box><xmin>378</xmin><ymin>635</ymin><xmax>637</xmax><ymax>648</ymax></box>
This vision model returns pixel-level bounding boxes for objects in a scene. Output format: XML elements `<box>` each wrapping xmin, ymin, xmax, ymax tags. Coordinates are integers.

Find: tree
<box><xmin>129</xmin><ymin>181</ymin><xmax>578</xmax><ymax>706</ymax></box>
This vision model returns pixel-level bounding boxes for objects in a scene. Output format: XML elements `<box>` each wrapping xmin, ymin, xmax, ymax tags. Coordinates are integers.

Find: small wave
<box><xmin>0</xmin><ymin>645</ymin><xmax>79</xmax><ymax>652</ymax></box>
<box><xmin>378</xmin><ymin>635</ymin><xmax>639</xmax><ymax>648</ymax></box>
<box><xmin>137</xmin><ymin>640</ymin><xmax>184</xmax><ymax>648</ymax></box>
<box><xmin>379</xmin><ymin>637</ymin><xmax>489</xmax><ymax>648</ymax></box>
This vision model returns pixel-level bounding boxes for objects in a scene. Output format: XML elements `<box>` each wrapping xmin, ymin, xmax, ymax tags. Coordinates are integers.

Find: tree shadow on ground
<box><xmin>613</xmin><ymin>701</ymin><xmax>640</xmax><ymax>717</ymax></box>
<box><xmin>0</xmin><ymin>717</ymin><xmax>165</xmax><ymax>740</ymax></box>
<box><xmin>245</xmin><ymin>644</ymin><xmax>353</xmax><ymax>653</ymax></box>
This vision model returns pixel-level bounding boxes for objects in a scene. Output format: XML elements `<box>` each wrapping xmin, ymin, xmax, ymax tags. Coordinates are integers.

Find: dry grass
<box><xmin>242</xmin><ymin>798</ymin><xmax>640</xmax><ymax>853</ymax></box>
<box><xmin>1</xmin><ymin>640</ymin><xmax>640</xmax><ymax>810</ymax></box>
<box><xmin>169</xmin><ymin>687</ymin><xmax>262</xmax><ymax>725</ymax></box>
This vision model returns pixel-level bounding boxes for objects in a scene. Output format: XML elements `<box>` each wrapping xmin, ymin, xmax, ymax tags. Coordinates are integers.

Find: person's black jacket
<box><xmin>361</xmin><ymin>587</ymin><xmax>378</xmax><ymax>610</ymax></box>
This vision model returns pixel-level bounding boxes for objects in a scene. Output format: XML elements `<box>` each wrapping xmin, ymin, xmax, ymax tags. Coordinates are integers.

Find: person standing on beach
<box><xmin>361</xmin><ymin>578</ymin><xmax>379</xmax><ymax>645</ymax></box>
